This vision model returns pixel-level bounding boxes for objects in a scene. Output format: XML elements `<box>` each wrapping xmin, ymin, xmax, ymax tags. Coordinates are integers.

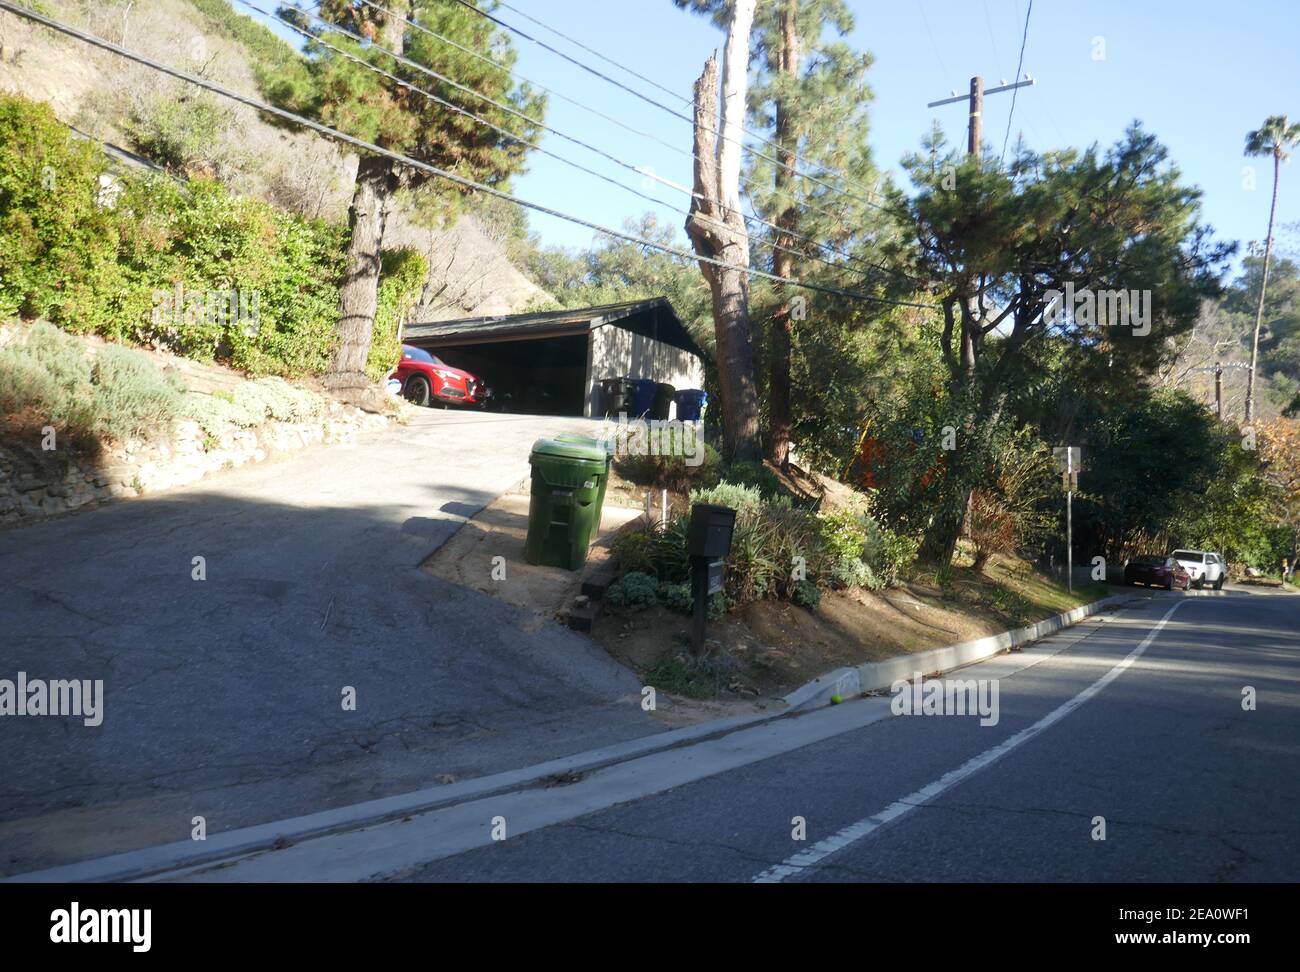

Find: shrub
<box><xmin>87</xmin><ymin>344</ymin><xmax>184</xmax><ymax>442</ymax></box>
<box><xmin>611</xmin><ymin>525</ymin><xmax>656</xmax><ymax>575</ymax></box>
<box><xmin>863</xmin><ymin>518</ymin><xmax>919</xmax><ymax>587</ymax></box>
<box><xmin>123</xmin><ymin>92</ymin><xmax>236</xmax><ymax>174</ymax></box>
<box><xmin>724</xmin><ymin>459</ymin><xmax>786</xmax><ymax>499</ymax></box>
<box><xmin>0</xmin><ymin>96</ymin><xmax>121</xmax><ymax>325</ymax></box>
<box><xmin>605</xmin><ymin>571</ymin><xmax>658</xmax><ymax>611</ymax></box>
<box><xmin>181</xmin><ymin>377</ymin><xmax>324</xmax><ymax>436</ymax></box>
<box><xmin>792</xmin><ymin>579</ymin><xmax>821</xmax><ymax>611</ymax></box>
<box><xmin>689</xmin><ymin>481</ymin><xmax>777</xmax><ymax>516</ymax></box>
<box><xmin>0</xmin><ymin>322</ymin><xmax>181</xmax><ymax>445</ymax></box>
<box><xmin>613</xmin><ymin>441</ymin><xmax>722</xmax><ymax>494</ymax></box>
<box><xmin>661</xmin><ymin>581</ymin><xmax>692</xmax><ymax>614</ymax></box>
<box><xmin>818</xmin><ymin>507</ymin><xmax>869</xmax><ymax>563</ymax></box>
<box><xmin>0</xmin><ymin>93</ymin><xmax>345</xmax><ymax>378</ymax></box>
<box><xmin>367</xmin><ymin>248</ymin><xmax>429</xmax><ymax>382</ymax></box>
<box><xmin>830</xmin><ymin>557</ymin><xmax>880</xmax><ymax>591</ymax></box>
<box><xmin>648</xmin><ymin>515</ymin><xmax>692</xmax><ymax>583</ymax></box>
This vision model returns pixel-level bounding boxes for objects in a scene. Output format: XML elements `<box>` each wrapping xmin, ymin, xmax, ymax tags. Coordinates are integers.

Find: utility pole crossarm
<box><xmin>926</xmin><ymin>75</ymin><xmax>1036</xmax><ymax>157</ymax></box>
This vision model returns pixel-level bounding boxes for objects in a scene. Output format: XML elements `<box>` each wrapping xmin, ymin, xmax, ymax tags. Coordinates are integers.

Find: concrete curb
<box><xmin>5</xmin><ymin>705</ymin><xmax>788</xmax><ymax>884</ymax></box>
<box><xmin>783</xmin><ymin>591</ymin><xmax>1135</xmax><ymax>711</ymax></box>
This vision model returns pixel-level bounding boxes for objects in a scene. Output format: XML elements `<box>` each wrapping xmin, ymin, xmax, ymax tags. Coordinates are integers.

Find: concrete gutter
<box><xmin>6</xmin><ymin>706</ymin><xmax>786</xmax><ymax>883</ymax></box>
<box><xmin>783</xmin><ymin>591</ymin><xmax>1135</xmax><ymax>710</ymax></box>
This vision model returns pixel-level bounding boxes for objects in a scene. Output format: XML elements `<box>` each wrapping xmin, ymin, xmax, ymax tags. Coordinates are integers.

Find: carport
<box><xmin>402</xmin><ymin>298</ymin><xmax>707</xmax><ymax>417</ymax></box>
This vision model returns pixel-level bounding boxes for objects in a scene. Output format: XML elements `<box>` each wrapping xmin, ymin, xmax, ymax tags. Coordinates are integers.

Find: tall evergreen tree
<box><xmin>266</xmin><ymin>1</ymin><xmax>544</xmax><ymax>398</ymax></box>
<box><xmin>676</xmin><ymin>0</ymin><xmax>892</xmax><ymax>464</ymax></box>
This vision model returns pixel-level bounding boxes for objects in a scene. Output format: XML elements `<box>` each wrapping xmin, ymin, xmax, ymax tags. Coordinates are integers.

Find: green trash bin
<box><xmin>525</xmin><ymin>437</ymin><xmax>610</xmax><ymax>570</ymax></box>
<box><xmin>552</xmin><ymin>432</ymin><xmax>611</xmax><ymax>520</ymax></box>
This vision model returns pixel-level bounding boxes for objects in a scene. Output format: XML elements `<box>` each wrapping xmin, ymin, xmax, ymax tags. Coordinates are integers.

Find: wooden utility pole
<box><xmin>927</xmin><ymin>74</ymin><xmax>1035</xmax><ymax>157</ymax></box>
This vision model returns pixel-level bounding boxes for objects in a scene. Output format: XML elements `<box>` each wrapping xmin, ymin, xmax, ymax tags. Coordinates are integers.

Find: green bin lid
<box><xmin>553</xmin><ymin>432</ymin><xmax>613</xmax><ymax>456</ymax></box>
<box><xmin>530</xmin><ymin>436</ymin><xmax>608</xmax><ymax>462</ymax></box>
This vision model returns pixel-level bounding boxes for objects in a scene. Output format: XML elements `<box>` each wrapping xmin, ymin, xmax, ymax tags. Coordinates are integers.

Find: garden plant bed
<box><xmin>591</xmin><ymin>554</ymin><xmax>1108</xmax><ymax>703</ymax></box>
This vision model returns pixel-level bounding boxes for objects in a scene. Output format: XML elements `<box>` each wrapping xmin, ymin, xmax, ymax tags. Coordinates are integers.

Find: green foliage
<box><xmin>123</xmin><ymin>93</ymin><xmax>235</xmax><ymax>173</ymax></box>
<box><xmin>368</xmin><ymin>248</ymin><xmax>428</xmax><ymax>381</ymax></box>
<box><xmin>613</xmin><ymin>441</ymin><xmax>722</xmax><ymax>493</ymax></box>
<box><xmin>661</xmin><ymin>581</ymin><xmax>693</xmax><ymax>614</ymax></box>
<box><xmin>791</xmin><ymin>578</ymin><xmax>821</xmax><ymax>611</ymax></box>
<box><xmin>817</xmin><ymin>507</ymin><xmax>869</xmax><ymax>562</ymax></box>
<box><xmin>267</xmin><ymin>0</ymin><xmax>546</xmax><ymax>225</ymax></box>
<box><xmin>0</xmin><ymin>95</ymin><xmax>120</xmax><ymax>325</ymax></box>
<box><xmin>649</xmin><ymin>515</ymin><xmax>693</xmax><ymax>583</ymax></box>
<box><xmin>605</xmin><ymin>571</ymin><xmax>658</xmax><ymax>611</ymax></box>
<box><xmin>863</xmin><ymin>519</ymin><xmax>919</xmax><ymax>587</ymax></box>
<box><xmin>891</xmin><ymin>123</ymin><xmax>1233</xmax><ymax>564</ymax></box>
<box><xmin>829</xmin><ymin>557</ymin><xmax>880</xmax><ymax>591</ymax></box>
<box><xmin>0</xmin><ymin>93</ymin><xmax>345</xmax><ymax>377</ymax></box>
<box><xmin>611</xmin><ymin>527</ymin><xmax>656</xmax><ymax>576</ymax></box>
<box><xmin>0</xmin><ymin>322</ymin><xmax>182</xmax><ymax>446</ymax></box>
<box><xmin>181</xmin><ymin>377</ymin><xmax>324</xmax><ymax>436</ymax></box>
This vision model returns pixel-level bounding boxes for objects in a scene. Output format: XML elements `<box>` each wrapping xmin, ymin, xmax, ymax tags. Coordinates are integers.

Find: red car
<box><xmin>1123</xmin><ymin>555</ymin><xmax>1192</xmax><ymax>591</ymax></box>
<box><xmin>392</xmin><ymin>345</ymin><xmax>489</xmax><ymax>408</ymax></box>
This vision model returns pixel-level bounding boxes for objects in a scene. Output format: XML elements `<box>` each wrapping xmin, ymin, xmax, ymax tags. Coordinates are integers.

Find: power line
<box><xmin>0</xmin><ymin>1</ymin><xmax>937</xmax><ymax>311</ymax></box>
<box><xmin>245</xmin><ymin>0</ymin><xmax>897</xmax><ymax>285</ymax></box>
<box><xmin>492</xmin><ymin>0</ymin><xmax>687</xmax><ymax>106</ymax></box>
<box><xmin>351</xmin><ymin>1</ymin><xmax>920</xmax><ymax>281</ymax></box>
<box><xmin>1000</xmin><ymin>0</ymin><xmax>1034</xmax><ymax>163</ymax></box>
<box><xmin>265</xmin><ymin>1</ymin><xmax>921</xmax><ymax>284</ymax></box>
<box><xmin>442</xmin><ymin>0</ymin><xmax>890</xmax><ymax>213</ymax></box>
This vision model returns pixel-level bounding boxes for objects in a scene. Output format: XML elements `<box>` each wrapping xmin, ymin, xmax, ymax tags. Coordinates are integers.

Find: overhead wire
<box><xmin>0</xmin><ymin>2</ymin><xmax>938</xmax><ymax>310</ymax></box>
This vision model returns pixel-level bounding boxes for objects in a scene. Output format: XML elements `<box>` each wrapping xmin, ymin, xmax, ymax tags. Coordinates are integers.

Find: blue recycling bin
<box><xmin>674</xmin><ymin>389</ymin><xmax>707</xmax><ymax>421</ymax></box>
<box><xmin>630</xmin><ymin>378</ymin><xmax>657</xmax><ymax>418</ymax></box>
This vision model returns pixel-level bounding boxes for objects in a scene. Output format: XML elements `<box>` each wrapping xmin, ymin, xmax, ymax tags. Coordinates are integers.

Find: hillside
<box><xmin>0</xmin><ymin>0</ymin><xmax>547</xmax><ymax>319</ymax></box>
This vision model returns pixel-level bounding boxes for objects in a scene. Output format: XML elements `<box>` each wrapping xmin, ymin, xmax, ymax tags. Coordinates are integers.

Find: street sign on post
<box><xmin>1053</xmin><ymin>447</ymin><xmax>1082</xmax><ymax>593</ymax></box>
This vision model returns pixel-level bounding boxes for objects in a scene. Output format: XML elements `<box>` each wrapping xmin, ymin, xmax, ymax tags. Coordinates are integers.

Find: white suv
<box><xmin>1171</xmin><ymin>549</ymin><xmax>1226</xmax><ymax>590</ymax></box>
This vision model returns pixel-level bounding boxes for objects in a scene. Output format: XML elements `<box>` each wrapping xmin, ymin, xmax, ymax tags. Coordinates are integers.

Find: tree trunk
<box><xmin>328</xmin><ymin>153</ymin><xmax>398</xmax><ymax>396</ymax></box>
<box><xmin>685</xmin><ymin>2</ymin><xmax>761</xmax><ymax>462</ymax></box>
<box><xmin>1245</xmin><ymin>150</ymin><xmax>1281</xmax><ymax>426</ymax></box>
<box><xmin>767</xmin><ymin>0</ymin><xmax>800</xmax><ymax>468</ymax></box>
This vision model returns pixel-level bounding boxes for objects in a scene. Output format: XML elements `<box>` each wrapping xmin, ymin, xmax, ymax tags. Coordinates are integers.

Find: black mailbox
<box><xmin>688</xmin><ymin>503</ymin><xmax>736</xmax><ymax>559</ymax></box>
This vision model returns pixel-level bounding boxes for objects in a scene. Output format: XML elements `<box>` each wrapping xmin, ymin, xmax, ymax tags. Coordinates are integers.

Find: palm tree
<box><xmin>1243</xmin><ymin>115</ymin><xmax>1300</xmax><ymax>424</ymax></box>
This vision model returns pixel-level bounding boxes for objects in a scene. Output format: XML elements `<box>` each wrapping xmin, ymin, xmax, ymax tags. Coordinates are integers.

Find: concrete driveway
<box><xmin>0</xmin><ymin>409</ymin><xmax>660</xmax><ymax>875</ymax></box>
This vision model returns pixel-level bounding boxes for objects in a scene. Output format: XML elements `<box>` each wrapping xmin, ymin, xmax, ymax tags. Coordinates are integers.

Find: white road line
<box><xmin>752</xmin><ymin>599</ymin><xmax>1192</xmax><ymax>883</ymax></box>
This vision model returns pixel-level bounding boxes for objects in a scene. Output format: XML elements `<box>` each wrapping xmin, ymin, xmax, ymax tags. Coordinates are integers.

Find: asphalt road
<box><xmin>0</xmin><ymin>410</ymin><xmax>663</xmax><ymax>876</ymax></box>
<box><xmin>393</xmin><ymin>589</ymin><xmax>1300</xmax><ymax>882</ymax></box>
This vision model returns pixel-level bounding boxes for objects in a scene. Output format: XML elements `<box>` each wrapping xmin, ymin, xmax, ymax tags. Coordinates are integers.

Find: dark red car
<box><xmin>1123</xmin><ymin>555</ymin><xmax>1192</xmax><ymax>590</ymax></box>
<box><xmin>391</xmin><ymin>345</ymin><xmax>489</xmax><ymax>408</ymax></box>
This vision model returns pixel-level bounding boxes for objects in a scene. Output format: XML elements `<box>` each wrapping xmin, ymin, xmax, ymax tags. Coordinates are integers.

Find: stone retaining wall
<box><xmin>1</xmin><ymin>403</ymin><xmax>393</xmax><ymax>527</ymax></box>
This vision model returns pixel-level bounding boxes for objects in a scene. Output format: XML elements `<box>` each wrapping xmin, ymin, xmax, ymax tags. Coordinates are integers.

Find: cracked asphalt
<box><xmin>0</xmin><ymin>409</ymin><xmax>662</xmax><ymax>876</ymax></box>
<box><xmin>395</xmin><ymin>590</ymin><xmax>1300</xmax><ymax>882</ymax></box>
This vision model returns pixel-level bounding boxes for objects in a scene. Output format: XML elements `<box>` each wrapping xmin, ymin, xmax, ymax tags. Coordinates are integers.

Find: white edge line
<box><xmin>752</xmin><ymin>598</ymin><xmax>1192</xmax><ymax>883</ymax></box>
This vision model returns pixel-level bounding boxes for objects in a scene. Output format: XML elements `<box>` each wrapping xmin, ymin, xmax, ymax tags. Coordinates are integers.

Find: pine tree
<box><xmin>265</xmin><ymin>1</ymin><xmax>544</xmax><ymax>398</ymax></box>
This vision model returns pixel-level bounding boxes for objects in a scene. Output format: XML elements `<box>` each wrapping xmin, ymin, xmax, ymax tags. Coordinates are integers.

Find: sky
<box><xmin>247</xmin><ymin>0</ymin><xmax>1300</xmax><ymax>273</ymax></box>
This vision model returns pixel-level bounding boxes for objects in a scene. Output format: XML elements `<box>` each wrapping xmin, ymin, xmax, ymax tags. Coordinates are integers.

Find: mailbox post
<box><xmin>687</xmin><ymin>504</ymin><xmax>736</xmax><ymax>655</ymax></box>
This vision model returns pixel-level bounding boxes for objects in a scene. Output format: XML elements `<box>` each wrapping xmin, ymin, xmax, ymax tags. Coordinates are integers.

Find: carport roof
<box><xmin>403</xmin><ymin>298</ymin><xmax>707</xmax><ymax>359</ymax></box>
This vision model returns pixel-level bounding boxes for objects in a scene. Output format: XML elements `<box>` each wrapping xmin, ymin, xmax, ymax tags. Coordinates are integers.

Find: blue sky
<box><xmin>248</xmin><ymin>0</ymin><xmax>1300</xmax><ymax>273</ymax></box>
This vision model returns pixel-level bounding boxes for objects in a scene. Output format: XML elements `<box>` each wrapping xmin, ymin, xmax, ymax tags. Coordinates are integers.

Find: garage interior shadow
<box><xmin>436</xmin><ymin>335</ymin><xmax>589</xmax><ymax>416</ymax></box>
